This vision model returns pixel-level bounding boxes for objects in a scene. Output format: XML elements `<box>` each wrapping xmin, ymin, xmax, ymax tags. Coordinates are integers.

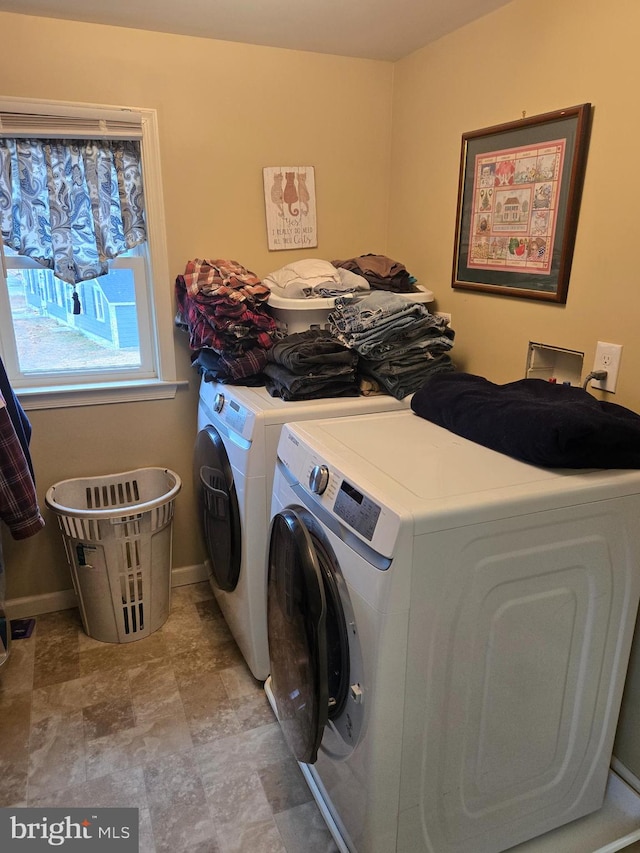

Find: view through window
<box><xmin>5</xmin><ymin>250</ymin><xmax>143</xmax><ymax>376</ymax></box>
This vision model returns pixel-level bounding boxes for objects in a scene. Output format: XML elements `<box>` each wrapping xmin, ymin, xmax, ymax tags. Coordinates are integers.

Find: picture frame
<box><xmin>452</xmin><ymin>103</ymin><xmax>592</xmax><ymax>303</ymax></box>
<box><xmin>263</xmin><ymin>166</ymin><xmax>317</xmax><ymax>251</ymax></box>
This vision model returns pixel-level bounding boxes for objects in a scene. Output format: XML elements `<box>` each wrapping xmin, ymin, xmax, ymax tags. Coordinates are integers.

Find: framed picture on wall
<box><xmin>452</xmin><ymin>103</ymin><xmax>592</xmax><ymax>304</ymax></box>
<box><xmin>263</xmin><ymin>166</ymin><xmax>317</xmax><ymax>251</ymax></box>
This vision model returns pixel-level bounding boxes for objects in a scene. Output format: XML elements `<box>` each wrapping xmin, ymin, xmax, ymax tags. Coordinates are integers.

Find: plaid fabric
<box><xmin>175</xmin><ymin>259</ymin><xmax>276</xmax><ymax>362</ymax></box>
<box><xmin>220</xmin><ymin>347</ymin><xmax>269</xmax><ymax>380</ymax></box>
<box><xmin>182</xmin><ymin>259</ymin><xmax>270</xmax><ymax>302</ymax></box>
<box><xmin>0</xmin><ymin>396</ymin><xmax>44</xmax><ymax>540</ymax></box>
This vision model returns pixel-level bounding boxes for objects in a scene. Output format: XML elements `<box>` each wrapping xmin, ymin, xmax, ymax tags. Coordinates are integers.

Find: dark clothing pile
<box><xmin>411</xmin><ymin>372</ymin><xmax>640</xmax><ymax>469</ymax></box>
<box><xmin>332</xmin><ymin>253</ymin><xmax>418</xmax><ymax>293</ymax></box>
<box><xmin>328</xmin><ymin>291</ymin><xmax>455</xmax><ymax>399</ymax></box>
<box><xmin>175</xmin><ymin>258</ymin><xmax>276</xmax><ymax>382</ymax></box>
<box><xmin>264</xmin><ymin>329</ymin><xmax>360</xmax><ymax>401</ymax></box>
<box><xmin>190</xmin><ymin>347</ymin><xmax>267</xmax><ymax>386</ymax></box>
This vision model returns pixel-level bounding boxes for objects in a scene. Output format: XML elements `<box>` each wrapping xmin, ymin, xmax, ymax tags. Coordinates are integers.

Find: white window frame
<box><xmin>0</xmin><ymin>96</ymin><xmax>181</xmax><ymax>410</ymax></box>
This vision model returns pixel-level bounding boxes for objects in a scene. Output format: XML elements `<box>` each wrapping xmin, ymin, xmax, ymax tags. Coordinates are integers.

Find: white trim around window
<box><xmin>0</xmin><ymin>96</ymin><xmax>183</xmax><ymax>410</ymax></box>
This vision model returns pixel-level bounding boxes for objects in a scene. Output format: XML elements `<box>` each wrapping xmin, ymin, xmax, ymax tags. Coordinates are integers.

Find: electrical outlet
<box><xmin>592</xmin><ymin>341</ymin><xmax>623</xmax><ymax>392</ymax></box>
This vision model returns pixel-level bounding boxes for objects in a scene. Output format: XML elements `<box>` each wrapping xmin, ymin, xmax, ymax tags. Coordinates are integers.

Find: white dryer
<box><xmin>194</xmin><ymin>378</ymin><xmax>411</xmax><ymax>681</ymax></box>
<box><xmin>265</xmin><ymin>409</ymin><xmax>640</xmax><ymax>853</ymax></box>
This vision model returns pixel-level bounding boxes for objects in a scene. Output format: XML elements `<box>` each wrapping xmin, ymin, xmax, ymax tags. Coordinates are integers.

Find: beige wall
<box><xmin>389</xmin><ymin>0</ymin><xmax>640</xmax><ymax>408</ymax></box>
<box><xmin>2</xmin><ymin>0</ymin><xmax>640</xmax><ymax>780</ymax></box>
<box><xmin>2</xmin><ymin>1</ymin><xmax>639</xmax><ymax>597</ymax></box>
<box><xmin>0</xmin><ymin>11</ymin><xmax>394</xmax><ymax>600</ymax></box>
<box><xmin>388</xmin><ymin>0</ymin><xmax>640</xmax><ymax>780</ymax></box>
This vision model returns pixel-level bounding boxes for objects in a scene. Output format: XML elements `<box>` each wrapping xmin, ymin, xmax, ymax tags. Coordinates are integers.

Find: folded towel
<box><xmin>411</xmin><ymin>373</ymin><xmax>640</xmax><ymax>468</ymax></box>
<box><xmin>265</xmin><ymin>259</ymin><xmax>369</xmax><ymax>299</ymax></box>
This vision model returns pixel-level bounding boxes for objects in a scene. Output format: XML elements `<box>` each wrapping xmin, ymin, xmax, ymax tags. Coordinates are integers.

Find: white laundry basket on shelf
<box><xmin>45</xmin><ymin>467</ymin><xmax>182</xmax><ymax>644</ymax></box>
<box><xmin>266</xmin><ymin>285</ymin><xmax>435</xmax><ymax>335</ymax></box>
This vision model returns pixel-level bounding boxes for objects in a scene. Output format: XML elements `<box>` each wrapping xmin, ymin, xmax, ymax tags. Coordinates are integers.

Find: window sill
<box><xmin>17</xmin><ymin>379</ymin><xmax>189</xmax><ymax>411</ymax></box>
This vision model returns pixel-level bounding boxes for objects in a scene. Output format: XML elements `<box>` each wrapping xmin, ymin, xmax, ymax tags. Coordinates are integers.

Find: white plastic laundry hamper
<box><xmin>45</xmin><ymin>467</ymin><xmax>182</xmax><ymax>643</ymax></box>
<box><xmin>266</xmin><ymin>286</ymin><xmax>435</xmax><ymax>335</ymax></box>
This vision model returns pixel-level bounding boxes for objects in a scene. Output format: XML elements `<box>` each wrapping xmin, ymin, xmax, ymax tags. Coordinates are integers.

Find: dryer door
<box><xmin>267</xmin><ymin>506</ymin><xmax>350</xmax><ymax>764</ymax></box>
<box><xmin>194</xmin><ymin>426</ymin><xmax>241</xmax><ymax>592</ymax></box>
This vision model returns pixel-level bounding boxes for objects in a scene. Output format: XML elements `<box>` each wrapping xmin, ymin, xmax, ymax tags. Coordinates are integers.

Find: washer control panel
<box><xmin>224</xmin><ymin>398</ymin><xmax>248</xmax><ymax>433</ymax></box>
<box><xmin>278</xmin><ymin>423</ymin><xmax>400</xmax><ymax>558</ymax></box>
<box><xmin>334</xmin><ymin>479</ymin><xmax>381</xmax><ymax>542</ymax></box>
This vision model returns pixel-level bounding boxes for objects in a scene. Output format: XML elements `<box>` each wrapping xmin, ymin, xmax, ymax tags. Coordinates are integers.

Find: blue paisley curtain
<box><xmin>0</xmin><ymin>138</ymin><xmax>146</xmax><ymax>285</ymax></box>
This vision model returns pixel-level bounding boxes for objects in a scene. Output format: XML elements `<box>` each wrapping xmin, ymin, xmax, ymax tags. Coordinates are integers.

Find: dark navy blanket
<box><xmin>411</xmin><ymin>373</ymin><xmax>640</xmax><ymax>469</ymax></box>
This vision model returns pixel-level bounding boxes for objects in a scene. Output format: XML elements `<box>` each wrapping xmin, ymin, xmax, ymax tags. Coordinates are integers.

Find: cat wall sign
<box><xmin>263</xmin><ymin>166</ymin><xmax>317</xmax><ymax>251</ymax></box>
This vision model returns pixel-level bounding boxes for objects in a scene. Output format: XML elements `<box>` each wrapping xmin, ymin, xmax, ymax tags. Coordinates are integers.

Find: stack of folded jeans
<box><xmin>328</xmin><ymin>291</ymin><xmax>455</xmax><ymax>399</ymax></box>
<box><xmin>263</xmin><ymin>329</ymin><xmax>359</xmax><ymax>401</ymax></box>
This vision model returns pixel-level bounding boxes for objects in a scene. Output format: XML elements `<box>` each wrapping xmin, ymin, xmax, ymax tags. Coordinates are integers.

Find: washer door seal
<box><xmin>194</xmin><ymin>426</ymin><xmax>241</xmax><ymax>592</ymax></box>
<box><xmin>267</xmin><ymin>506</ymin><xmax>350</xmax><ymax>764</ymax></box>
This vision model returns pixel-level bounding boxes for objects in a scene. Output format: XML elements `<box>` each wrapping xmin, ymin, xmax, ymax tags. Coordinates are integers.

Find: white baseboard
<box><xmin>170</xmin><ymin>563</ymin><xmax>208</xmax><ymax>587</ymax></box>
<box><xmin>612</xmin><ymin>756</ymin><xmax>640</xmax><ymax>796</ymax></box>
<box><xmin>6</xmin><ymin>588</ymin><xmax>78</xmax><ymax>621</ymax></box>
<box><xmin>5</xmin><ymin>563</ymin><xmax>208</xmax><ymax>621</ymax></box>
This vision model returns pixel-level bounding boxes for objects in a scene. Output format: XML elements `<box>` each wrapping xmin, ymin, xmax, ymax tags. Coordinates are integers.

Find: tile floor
<box><xmin>3</xmin><ymin>583</ymin><xmax>640</xmax><ymax>853</ymax></box>
<box><xmin>0</xmin><ymin>582</ymin><xmax>338</xmax><ymax>853</ymax></box>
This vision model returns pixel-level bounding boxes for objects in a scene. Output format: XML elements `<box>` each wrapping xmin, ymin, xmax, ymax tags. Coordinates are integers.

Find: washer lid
<box><xmin>280</xmin><ymin>410</ymin><xmax>640</xmax><ymax>535</ymax></box>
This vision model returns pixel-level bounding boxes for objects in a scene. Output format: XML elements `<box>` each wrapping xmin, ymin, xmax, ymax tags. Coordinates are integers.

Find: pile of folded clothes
<box><xmin>175</xmin><ymin>258</ymin><xmax>277</xmax><ymax>384</ymax></box>
<box><xmin>263</xmin><ymin>329</ymin><xmax>359</xmax><ymax>400</ymax></box>
<box><xmin>331</xmin><ymin>253</ymin><xmax>419</xmax><ymax>293</ymax></box>
<box><xmin>328</xmin><ymin>291</ymin><xmax>455</xmax><ymax>399</ymax></box>
<box><xmin>264</xmin><ymin>258</ymin><xmax>370</xmax><ymax>299</ymax></box>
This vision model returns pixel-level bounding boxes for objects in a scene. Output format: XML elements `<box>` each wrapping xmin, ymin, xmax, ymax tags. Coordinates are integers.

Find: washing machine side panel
<box><xmin>243</xmin><ymin>414</ymin><xmax>267</xmax><ymax>479</ymax></box>
<box><xmin>265</xmin><ymin>423</ymin><xmax>285</xmax><ymax>500</ymax></box>
<box><xmin>399</xmin><ymin>497</ymin><xmax>640</xmax><ymax>853</ymax></box>
<box><xmin>196</xmin><ymin>399</ymin><xmax>209</xmax><ymax>433</ymax></box>
<box><xmin>212</xmin><ymin>462</ymin><xmax>271</xmax><ymax>681</ymax></box>
<box><xmin>234</xmin><ymin>471</ymin><xmax>270</xmax><ymax>680</ymax></box>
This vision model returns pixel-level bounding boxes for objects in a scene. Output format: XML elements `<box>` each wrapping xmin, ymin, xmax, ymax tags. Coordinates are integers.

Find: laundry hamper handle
<box><xmin>45</xmin><ymin>468</ymin><xmax>182</xmax><ymax>520</ymax></box>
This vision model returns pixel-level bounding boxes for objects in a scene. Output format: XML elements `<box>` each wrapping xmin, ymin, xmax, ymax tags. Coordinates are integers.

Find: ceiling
<box><xmin>0</xmin><ymin>0</ymin><xmax>514</xmax><ymax>62</ymax></box>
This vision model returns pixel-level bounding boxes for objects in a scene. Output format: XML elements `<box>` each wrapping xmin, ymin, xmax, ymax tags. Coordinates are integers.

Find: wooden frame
<box><xmin>452</xmin><ymin>104</ymin><xmax>592</xmax><ymax>303</ymax></box>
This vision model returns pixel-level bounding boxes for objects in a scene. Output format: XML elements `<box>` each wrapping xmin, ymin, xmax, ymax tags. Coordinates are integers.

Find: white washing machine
<box><xmin>194</xmin><ymin>378</ymin><xmax>412</xmax><ymax>680</ymax></box>
<box><xmin>265</xmin><ymin>409</ymin><xmax>640</xmax><ymax>853</ymax></box>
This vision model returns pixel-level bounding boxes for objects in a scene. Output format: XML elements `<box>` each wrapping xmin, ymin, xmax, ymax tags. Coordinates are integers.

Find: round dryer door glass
<box><xmin>194</xmin><ymin>426</ymin><xmax>241</xmax><ymax>592</ymax></box>
<box><xmin>267</xmin><ymin>507</ymin><xmax>350</xmax><ymax>764</ymax></box>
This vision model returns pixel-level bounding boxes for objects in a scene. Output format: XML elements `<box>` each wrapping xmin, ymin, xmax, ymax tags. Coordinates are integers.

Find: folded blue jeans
<box><xmin>328</xmin><ymin>291</ymin><xmax>427</xmax><ymax>334</ymax></box>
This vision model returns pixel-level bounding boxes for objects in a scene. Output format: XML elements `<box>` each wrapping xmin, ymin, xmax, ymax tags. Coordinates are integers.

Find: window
<box><xmin>0</xmin><ymin>97</ymin><xmax>178</xmax><ymax>409</ymax></box>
